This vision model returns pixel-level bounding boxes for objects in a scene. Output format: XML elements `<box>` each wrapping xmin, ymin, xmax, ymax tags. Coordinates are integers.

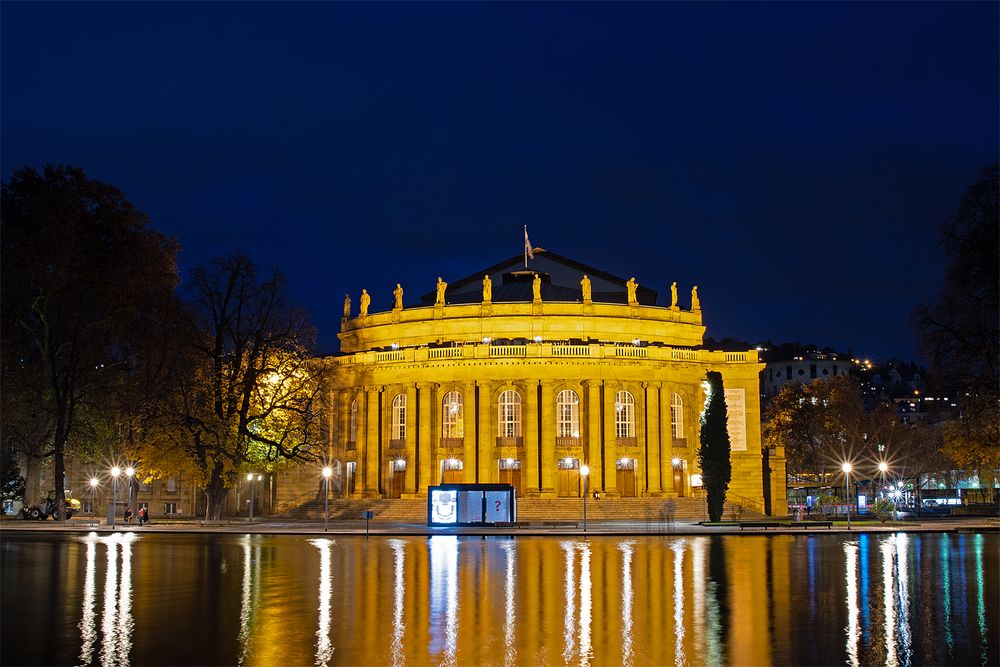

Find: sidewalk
<box><xmin>2</xmin><ymin>515</ymin><xmax>997</xmax><ymax>538</ymax></box>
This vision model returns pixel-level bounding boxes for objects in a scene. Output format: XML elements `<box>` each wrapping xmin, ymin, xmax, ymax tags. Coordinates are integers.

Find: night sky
<box><xmin>2</xmin><ymin>2</ymin><xmax>997</xmax><ymax>360</ymax></box>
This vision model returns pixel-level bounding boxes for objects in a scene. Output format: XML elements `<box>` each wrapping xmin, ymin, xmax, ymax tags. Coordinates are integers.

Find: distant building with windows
<box><xmin>276</xmin><ymin>249</ymin><xmax>785</xmax><ymax>516</ymax></box>
<box><xmin>762</xmin><ymin>351</ymin><xmax>851</xmax><ymax>398</ymax></box>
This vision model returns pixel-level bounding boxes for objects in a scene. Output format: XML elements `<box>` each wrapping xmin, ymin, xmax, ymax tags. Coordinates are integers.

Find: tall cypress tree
<box><xmin>698</xmin><ymin>371</ymin><xmax>732</xmax><ymax>521</ymax></box>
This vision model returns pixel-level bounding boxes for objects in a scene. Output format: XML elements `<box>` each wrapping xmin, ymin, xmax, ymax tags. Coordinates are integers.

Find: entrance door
<box><xmin>441</xmin><ymin>459</ymin><xmax>463</xmax><ymax>484</ymax></box>
<box><xmin>557</xmin><ymin>458</ymin><xmax>580</xmax><ymax>497</ymax></box>
<box><xmin>388</xmin><ymin>462</ymin><xmax>405</xmax><ymax>498</ymax></box>
<box><xmin>617</xmin><ymin>459</ymin><xmax>636</xmax><ymax>497</ymax></box>
<box><xmin>673</xmin><ymin>464</ymin><xmax>684</xmax><ymax>496</ymax></box>
<box><xmin>346</xmin><ymin>462</ymin><xmax>357</xmax><ymax>496</ymax></box>
<box><xmin>498</xmin><ymin>460</ymin><xmax>522</xmax><ymax>496</ymax></box>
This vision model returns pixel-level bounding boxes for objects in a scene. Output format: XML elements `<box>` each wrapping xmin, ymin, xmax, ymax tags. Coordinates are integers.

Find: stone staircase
<box><xmin>279</xmin><ymin>495</ymin><xmax>765</xmax><ymax>523</ymax></box>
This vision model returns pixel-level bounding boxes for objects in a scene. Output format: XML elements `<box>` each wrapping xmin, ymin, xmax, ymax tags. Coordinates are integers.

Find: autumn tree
<box><xmin>0</xmin><ymin>166</ymin><xmax>178</xmax><ymax>519</ymax></box>
<box><xmin>138</xmin><ymin>255</ymin><xmax>327</xmax><ymax>519</ymax></box>
<box><xmin>913</xmin><ymin>164</ymin><xmax>999</xmax><ymax>483</ymax></box>
<box><xmin>698</xmin><ymin>371</ymin><xmax>731</xmax><ymax>522</ymax></box>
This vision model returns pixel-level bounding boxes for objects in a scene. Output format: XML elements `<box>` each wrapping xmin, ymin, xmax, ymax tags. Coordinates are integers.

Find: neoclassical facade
<box><xmin>290</xmin><ymin>250</ymin><xmax>785</xmax><ymax>513</ymax></box>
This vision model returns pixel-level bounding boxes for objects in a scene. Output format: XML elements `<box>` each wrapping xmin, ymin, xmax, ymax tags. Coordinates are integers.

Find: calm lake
<box><xmin>1</xmin><ymin>531</ymin><xmax>996</xmax><ymax>666</ymax></box>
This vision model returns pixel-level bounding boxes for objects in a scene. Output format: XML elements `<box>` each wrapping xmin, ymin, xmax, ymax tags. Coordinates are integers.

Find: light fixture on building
<box><xmin>533</xmin><ymin>335</ymin><xmax>542</xmax><ymax>343</ymax></box>
<box><xmin>390</xmin><ymin>342</ymin><xmax>399</xmax><ymax>350</ymax></box>
<box><xmin>691</xmin><ymin>474</ymin><xmax>703</xmax><ymax>487</ymax></box>
<box><xmin>671</xmin><ymin>458</ymin><xmax>682</xmax><ymax>466</ymax></box>
<box><xmin>632</xmin><ymin>339</ymin><xmax>640</xmax><ymax>346</ymax></box>
<box><xmin>482</xmin><ymin>337</ymin><xmax>492</xmax><ymax>344</ymax></box>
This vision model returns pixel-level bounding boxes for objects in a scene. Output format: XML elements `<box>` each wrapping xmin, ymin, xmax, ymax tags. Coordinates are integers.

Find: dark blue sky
<box><xmin>3</xmin><ymin>2</ymin><xmax>997</xmax><ymax>360</ymax></box>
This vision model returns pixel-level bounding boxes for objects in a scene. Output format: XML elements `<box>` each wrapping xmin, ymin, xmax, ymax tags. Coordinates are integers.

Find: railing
<box><xmin>388</xmin><ymin>438</ymin><xmax>406</xmax><ymax>450</ymax></box>
<box><xmin>694</xmin><ymin>488</ymin><xmax>766</xmax><ymax>516</ymax></box>
<box><xmin>439</xmin><ymin>437</ymin><xmax>463</xmax><ymax>449</ymax></box>
<box><xmin>552</xmin><ymin>345</ymin><xmax>591</xmax><ymax>357</ymax></box>
<box><xmin>671</xmin><ymin>350</ymin><xmax>700</xmax><ymax>360</ymax></box>
<box><xmin>376</xmin><ymin>350</ymin><xmax>405</xmax><ymax>362</ymax></box>
<box><xmin>490</xmin><ymin>345</ymin><xmax>527</xmax><ymax>357</ymax></box>
<box><xmin>429</xmin><ymin>347</ymin><xmax>463</xmax><ymax>359</ymax></box>
<box><xmin>496</xmin><ymin>436</ymin><xmax>523</xmax><ymax>448</ymax></box>
<box><xmin>346</xmin><ymin>441</ymin><xmax>356</xmax><ymax>451</ymax></box>
<box><xmin>555</xmin><ymin>436</ymin><xmax>581</xmax><ymax>448</ymax></box>
<box><xmin>616</xmin><ymin>437</ymin><xmax>638</xmax><ymax>448</ymax></box>
<box><xmin>615</xmin><ymin>347</ymin><xmax>647</xmax><ymax>358</ymax></box>
<box><xmin>725</xmin><ymin>352</ymin><xmax>747</xmax><ymax>362</ymax></box>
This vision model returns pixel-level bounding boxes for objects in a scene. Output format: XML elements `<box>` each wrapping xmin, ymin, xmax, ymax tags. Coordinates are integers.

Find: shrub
<box><xmin>871</xmin><ymin>498</ymin><xmax>895</xmax><ymax>523</ymax></box>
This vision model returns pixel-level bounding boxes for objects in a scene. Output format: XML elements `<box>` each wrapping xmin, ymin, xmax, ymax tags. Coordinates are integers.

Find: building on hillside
<box><xmin>762</xmin><ymin>351</ymin><xmax>851</xmax><ymax>398</ymax></box>
<box><xmin>277</xmin><ymin>249</ymin><xmax>786</xmax><ymax>516</ymax></box>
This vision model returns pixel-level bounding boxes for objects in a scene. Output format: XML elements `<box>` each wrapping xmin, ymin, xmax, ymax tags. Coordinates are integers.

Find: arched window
<box><xmin>498</xmin><ymin>390</ymin><xmax>522</xmax><ymax>438</ymax></box>
<box><xmin>391</xmin><ymin>394</ymin><xmax>406</xmax><ymax>441</ymax></box>
<box><xmin>615</xmin><ymin>391</ymin><xmax>635</xmax><ymax>438</ymax></box>
<box><xmin>556</xmin><ymin>390</ymin><xmax>580</xmax><ymax>437</ymax></box>
<box><xmin>442</xmin><ymin>391</ymin><xmax>464</xmax><ymax>439</ymax></box>
<box><xmin>671</xmin><ymin>392</ymin><xmax>684</xmax><ymax>439</ymax></box>
<box><xmin>349</xmin><ymin>398</ymin><xmax>358</xmax><ymax>442</ymax></box>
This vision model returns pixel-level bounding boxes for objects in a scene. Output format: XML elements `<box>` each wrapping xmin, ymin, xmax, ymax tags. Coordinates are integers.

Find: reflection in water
<box><xmin>238</xmin><ymin>535</ymin><xmax>261</xmax><ymax>666</ymax></box>
<box><xmin>894</xmin><ymin>534</ymin><xmax>912</xmax><ymax>664</ymax></box>
<box><xmin>3</xmin><ymin>532</ymin><xmax>996</xmax><ymax>667</ymax></box>
<box><xmin>429</xmin><ymin>537</ymin><xmax>458</xmax><ymax>667</ymax></box>
<box><xmin>844</xmin><ymin>541</ymin><xmax>859</xmax><ymax>667</ymax></box>
<box><xmin>562</xmin><ymin>541</ymin><xmax>576</xmax><ymax>664</ymax></box>
<box><xmin>388</xmin><ymin>539</ymin><xmax>406</xmax><ymax>667</ymax></box>
<box><xmin>79</xmin><ymin>536</ymin><xmax>97</xmax><ymax>665</ymax></box>
<box><xmin>76</xmin><ymin>532</ymin><xmax>137</xmax><ymax>667</ymax></box>
<box><xmin>502</xmin><ymin>542</ymin><xmax>517</xmax><ymax>667</ymax></box>
<box><xmin>619</xmin><ymin>541</ymin><xmax>635</xmax><ymax>667</ymax></box>
<box><xmin>671</xmin><ymin>539</ymin><xmax>686</xmax><ymax>667</ymax></box>
<box><xmin>309</xmin><ymin>539</ymin><xmax>334</xmax><ymax>667</ymax></box>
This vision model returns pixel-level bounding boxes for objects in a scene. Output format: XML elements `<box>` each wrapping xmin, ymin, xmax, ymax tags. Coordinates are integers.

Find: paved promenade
<box><xmin>3</xmin><ymin>515</ymin><xmax>997</xmax><ymax>538</ymax></box>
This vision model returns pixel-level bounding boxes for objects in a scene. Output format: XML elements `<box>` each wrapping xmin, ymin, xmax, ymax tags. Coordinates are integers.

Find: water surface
<box><xmin>1</xmin><ymin>532</ymin><xmax>996</xmax><ymax>666</ymax></box>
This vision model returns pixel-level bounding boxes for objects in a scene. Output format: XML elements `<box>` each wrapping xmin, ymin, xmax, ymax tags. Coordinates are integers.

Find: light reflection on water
<box><xmin>1</xmin><ymin>532</ymin><xmax>996</xmax><ymax>666</ymax></box>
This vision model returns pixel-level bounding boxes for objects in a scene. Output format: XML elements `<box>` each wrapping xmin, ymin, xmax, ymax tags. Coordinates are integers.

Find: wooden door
<box><xmin>346</xmin><ymin>464</ymin><xmax>356</xmax><ymax>496</ymax></box>
<box><xmin>388</xmin><ymin>467</ymin><xmax>405</xmax><ymax>498</ymax></box>
<box><xmin>617</xmin><ymin>467</ymin><xmax>636</xmax><ymax>497</ymax></box>
<box><xmin>558</xmin><ymin>469</ymin><xmax>580</xmax><ymax>497</ymax></box>
<box><xmin>673</xmin><ymin>467</ymin><xmax>684</xmax><ymax>496</ymax></box>
<box><xmin>442</xmin><ymin>468</ymin><xmax>463</xmax><ymax>484</ymax></box>
<box><xmin>499</xmin><ymin>468</ymin><xmax>522</xmax><ymax>497</ymax></box>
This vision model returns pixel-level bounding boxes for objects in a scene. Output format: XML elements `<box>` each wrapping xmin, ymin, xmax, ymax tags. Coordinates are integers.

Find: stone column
<box><xmin>364</xmin><ymin>387</ymin><xmax>380</xmax><ymax>497</ymax></box>
<box><xmin>660</xmin><ymin>386</ymin><xmax>674</xmax><ymax>496</ymax></box>
<box><xmin>404</xmin><ymin>384</ymin><xmax>417</xmax><ymax>494</ymax></box>
<box><xmin>636</xmin><ymin>384</ymin><xmax>647</xmax><ymax>495</ymax></box>
<box><xmin>539</xmin><ymin>380</ymin><xmax>556</xmax><ymax>497</ymax></box>
<box><xmin>602</xmin><ymin>384</ymin><xmax>618</xmax><ymax>496</ymax></box>
<box><xmin>522</xmin><ymin>382</ymin><xmax>540</xmax><ymax>496</ymax></box>
<box><xmin>585</xmin><ymin>379</ymin><xmax>601</xmax><ymax>478</ymax></box>
<box><xmin>465</xmin><ymin>382</ymin><xmax>482</xmax><ymax>483</ymax></box>
<box><xmin>417</xmin><ymin>383</ymin><xmax>433</xmax><ymax>495</ymax></box>
<box><xmin>477</xmin><ymin>381</ymin><xmax>493</xmax><ymax>486</ymax></box>
<box><xmin>645</xmin><ymin>383</ymin><xmax>662</xmax><ymax>495</ymax></box>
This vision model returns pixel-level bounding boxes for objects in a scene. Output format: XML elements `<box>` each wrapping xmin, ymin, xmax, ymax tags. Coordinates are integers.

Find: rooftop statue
<box><xmin>393</xmin><ymin>283</ymin><xmax>404</xmax><ymax>310</ymax></box>
<box><xmin>691</xmin><ymin>285</ymin><xmax>701</xmax><ymax>311</ymax></box>
<box><xmin>626</xmin><ymin>277</ymin><xmax>638</xmax><ymax>305</ymax></box>
<box><xmin>359</xmin><ymin>289</ymin><xmax>371</xmax><ymax>317</ymax></box>
<box><xmin>580</xmin><ymin>274</ymin><xmax>592</xmax><ymax>302</ymax></box>
<box><xmin>343</xmin><ymin>293</ymin><xmax>351</xmax><ymax>318</ymax></box>
<box><xmin>481</xmin><ymin>274</ymin><xmax>492</xmax><ymax>302</ymax></box>
<box><xmin>435</xmin><ymin>276</ymin><xmax>448</xmax><ymax>305</ymax></box>
<box><xmin>670</xmin><ymin>281</ymin><xmax>678</xmax><ymax>309</ymax></box>
<box><xmin>532</xmin><ymin>273</ymin><xmax>542</xmax><ymax>301</ymax></box>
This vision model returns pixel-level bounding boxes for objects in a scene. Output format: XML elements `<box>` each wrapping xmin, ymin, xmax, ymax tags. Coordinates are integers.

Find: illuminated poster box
<box><xmin>427</xmin><ymin>484</ymin><xmax>516</xmax><ymax>526</ymax></box>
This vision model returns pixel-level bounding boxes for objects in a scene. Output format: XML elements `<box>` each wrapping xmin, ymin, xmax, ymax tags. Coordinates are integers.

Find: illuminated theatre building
<box><xmin>283</xmin><ymin>250</ymin><xmax>785</xmax><ymax>517</ymax></box>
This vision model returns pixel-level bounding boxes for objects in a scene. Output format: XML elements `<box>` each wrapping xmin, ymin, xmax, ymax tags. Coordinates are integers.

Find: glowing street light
<box><xmin>246</xmin><ymin>473</ymin><xmax>262</xmax><ymax>524</ymax></box>
<box><xmin>322</xmin><ymin>466</ymin><xmax>333</xmax><ymax>532</ymax></box>
<box><xmin>125</xmin><ymin>467</ymin><xmax>136</xmax><ymax>520</ymax></box>
<box><xmin>580</xmin><ymin>464</ymin><xmax>590</xmax><ymax>534</ymax></box>
<box><xmin>110</xmin><ymin>466</ymin><xmax>121</xmax><ymax>528</ymax></box>
<box><xmin>842</xmin><ymin>462</ymin><xmax>853</xmax><ymax>530</ymax></box>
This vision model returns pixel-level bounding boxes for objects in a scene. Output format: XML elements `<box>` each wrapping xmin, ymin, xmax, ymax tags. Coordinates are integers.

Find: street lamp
<box><xmin>322</xmin><ymin>466</ymin><xmax>332</xmax><ymax>532</ymax></box>
<box><xmin>110</xmin><ymin>466</ymin><xmax>121</xmax><ymax>528</ymax></box>
<box><xmin>246</xmin><ymin>473</ymin><xmax>258</xmax><ymax>523</ymax></box>
<box><xmin>89</xmin><ymin>478</ymin><xmax>99</xmax><ymax>527</ymax></box>
<box><xmin>841</xmin><ymin>462</ymin><xmax>853</xmax><ymax>530</ymax></box>
<box><xmin>580</xmin><ymin>464</ymin><xmax>590</xmax><ymax>533</ymax></box>
<box><xmin>878</xmin><ymin>461</ymin><xmax>889</xmax><ymax>500</ymax></box>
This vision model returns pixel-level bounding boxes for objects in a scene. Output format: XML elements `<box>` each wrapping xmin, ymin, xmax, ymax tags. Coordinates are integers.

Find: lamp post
<box><xmin>247</xmin><ymin>473</ymin><xmax>256</xmax><ymax>523</ymax></box>
<box><xmin>110</xmin><ymin>466</ymin><xmax>121</xmax><ymax>528</ymax></box>
<box><xmin>322</xmin><ymin>466</ymin><xmax>332</xmax><ymax>532</ymax></box>
<box><xmin>878</xmin><ymin>461</ymin><xmax>889</xmax><ymax>499</ymax></box>
<box><xmin>580</xmin><ymin>464</ymin><xmax>589</xmax><ymax>534</ymax></box>
<box><xmin>89</xmin><ymin>478</ymin><xmax>99</xmax><ymax>527</ymax></box>
<box><xmin>842</xmin><ymin>462</ymin><xmax>853</xmax><ymax>530</ymax></box>
<box><xmin>125</xmin><ymin>467</ymin><xmax>136</xmax><ymax>521</ymax></box>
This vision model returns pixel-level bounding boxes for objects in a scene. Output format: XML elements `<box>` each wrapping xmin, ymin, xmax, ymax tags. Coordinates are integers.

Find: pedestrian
<box><xmin>138</xmin><ymin>507</ymin><xmax>147</xmax><ymax>525</ymax></box>
<box><xmin>124</xmin><ymin>506</ymin><xmax>134</xmax><ymax>524</ymax></box>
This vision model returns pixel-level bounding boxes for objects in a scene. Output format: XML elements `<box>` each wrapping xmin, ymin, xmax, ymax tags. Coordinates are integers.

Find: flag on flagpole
<box><xmin>524</xmin><ymin>226</ymin><xmax>534</xmax><ymax>267</ymax></box>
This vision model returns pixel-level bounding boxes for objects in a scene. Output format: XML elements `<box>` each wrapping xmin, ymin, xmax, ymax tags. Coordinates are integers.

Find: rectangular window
<box><xmin>166</xmin><ymin>477</ymin><xmax>178</xmax><ymax>493</ymax></box>
<box><xmin>163</xmin><ymin>502</ymin><xmax>177</xmax><ymax>514</ymax></box>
